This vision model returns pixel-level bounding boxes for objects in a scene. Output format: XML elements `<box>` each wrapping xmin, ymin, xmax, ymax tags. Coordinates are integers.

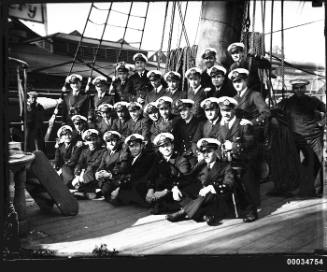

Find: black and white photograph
<box><xmin>2</xmin><ymin>0</ymin><xmax>326</xmax><ymax>264</ymax></box>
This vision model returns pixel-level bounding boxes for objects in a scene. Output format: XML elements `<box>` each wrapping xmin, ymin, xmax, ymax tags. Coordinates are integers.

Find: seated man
<box><xmin>96</xmin><ymin>103</ymin><xmax>116</xmax><ymax>136</ymax></box>
<box><xmin>71</xmin><ymin>114</ymin><xmax>88</xmax><ymax>144</ymax></box>
<box><xmin>95</xmin><ymin>131</ymin><xmax>124</xmax><ymax>201</ymax></box>
<box><xmin>72</xmin><ymin>129</ymin><xmax>105</xmax><ymax>199</ymax></box>
<box><xmin>146</xmin><ymin>133</ymin><xmax>191</xmax><ymax>214</ymax></box>
<box><xmin>216</xmin><ymin>96</ymin><xmax>259</xmax><ymax>222</ymax></box>
<box><xmin>53</xmin><ymin>125</ymin><xmax>83</xmax><ymax>186</ymax></box>
<box><xmin>200</xmin><ymin>97</ymin><xmax>221</xmax><ymax>138</ymax></box>
<box><xmin>166</xmin><ymin>138</ymin><xmax>235</xmax><ymax>226</ymax></box>
<box><xmin>144</xmin><ymin>102</ymin><xmax>160</xmax><ymax>143</ymax></box>
<box><xmin>109</xmin><ymin>134</ymin><xmax>156</xmax><ymax>207</ymax></box>
<box><xmin>112</xmin><ymin>101</ymin><xmax>131</xmax><ymax>138</ymax></box>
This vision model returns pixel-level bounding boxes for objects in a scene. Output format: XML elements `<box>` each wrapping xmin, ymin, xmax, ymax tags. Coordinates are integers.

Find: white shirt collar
<box><xmin>210</xmin><ymin>116</ymin><xmax>219</xmax><ymax>125</ymax></box>
<box><xmin>208</xmin><ymin>160</ymin><xmax>216</xmax><ymax>169</ymax></box>
<box><xmin>170</xmin><ymin>89</ymin><xmax>177</xmax><ymax>95</ymax></box>
<box><xmin>132</xmin><ymin>153</ymin><xmax>141</xmax><ymax>165</ymax></box>
<box><xmin>193</xmin><ymin>85</ymin><xmax>202</xmax><ymax>94</ymax></box>
<box><xmin>228</xmin><ymin>116</ymin><xmax>237</xmax><ymax>129</ymax></box>
<box><xmin>164</xmin><ymin>154</ymin><xmax>173</xmax><ymax>162</ymax></box>
<box><xmin>239</xmin><ymin>87</ymin><xmax>248</xmax><ymax>98</ymax></box>
<box><xmin>185</xmin><ymin>115</ymin><xmax>193</xmax><ymax>124</ymax></box>
<box><xmin>155</xmin><ymin>85</ymin><xmax>163</xmax><ymax>93</ymax></box>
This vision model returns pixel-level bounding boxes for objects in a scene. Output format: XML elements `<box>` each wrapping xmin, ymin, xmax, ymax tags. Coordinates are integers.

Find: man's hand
<box><xmin>111</xmin><ymin>187</ymin><xmax>120</xmax><ymax>200</ymax></box>
<box><xmin>137</xmin><ymin>97</ymin><xmax>145</xmax><ymax>105</ymax></box>
<box><xmin>172</xmin><ymin>186</ymin><xmax>182</xmax><ymax>201</ymax></box>
<box><xmin>154</xmin><ymin>189</ymin><xmax>168</xmax><ymax>200</ymax></box>
<box><xmin>76</xmin><ymin>141</ymin><xmax>83</xmax><ymax>148</ymax></box>
<box><xmin>223</xmin><ymin>140</ymin><xmax>233</xmax><ymax>151</ymax></box>
<box><xmin>240</xmin><ymin>119</ymin><xmax>253</xmax><ymax>126</ymax></box>
<box><xmin>145</xmin><ymin>189</ymin><xmax>155</xmax><ymax>203</ymax></box>
<box><xmin>199</xmin><ymin>186</ymin><xmax>209</xmax><ymax>197</ymax></box>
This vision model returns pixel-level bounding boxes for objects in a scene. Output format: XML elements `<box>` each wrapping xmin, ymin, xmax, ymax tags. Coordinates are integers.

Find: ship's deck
<box><xmin>20</xmin><ymin>181</ymin><xmax>326</xmax><ymax>256</ymax></box>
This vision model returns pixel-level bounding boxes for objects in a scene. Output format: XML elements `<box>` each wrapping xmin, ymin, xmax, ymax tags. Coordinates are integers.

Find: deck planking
<box><xmin>21</xmin><ymin>181</ymin><xmax>326</xmax><ymax>256</ymax></box>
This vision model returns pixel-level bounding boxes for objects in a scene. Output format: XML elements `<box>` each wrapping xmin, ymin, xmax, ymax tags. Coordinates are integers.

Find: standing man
<box><xmin>60</xmin><ymin>74</ymin><xmax>90</xmax><ymax>125</ymax></box>
<box><xmin>216</xmin><ymin>96</ymin><xmax>259</xmax><ymax>222</ymax></box>
<box><xmin>278</xmin><ymin>79</ymin><xmax>326</xmax><ymax>197</ymax></box>
<box><xmin>208</xmin><ymin>65</ymin><xmax>236</xmax><ymax>98</ymax></box>
<box><xmin>111</xmin><ymin>62</ymin><xmax>131</xmax><ymax>102</ymax></box>
<box><xmin>200</xmin><ymin>48</ymin><xmax>217</xmax><ymax>89</ymax></box>
<box><xmin>173</xmin><ymin>99</ymin><xmax>203</xmax><ymax>167</ymax></box>
<box><xmin>200</xmin><ymin>97</ymin><xmax>221</xmax><ymax>138</ymax></box>
<box><xmin>145</xmin><ymin>70</ymin><xmax>168</xmax><ymax>105</ymax></box>
<box><xmin>26</xmin><ymin>91</ymin><xmax>45</xmax><ymax>152</ymax></box>
<box><xmin>91</xmin><ymin>76</ymin><xmax>115</xmax><ymax>109</ymax></box>
<box><xmin>127</xmin><ymin>53</ymin><xmax>152</xmax><ymax>106</ymax></box>
<box><xmin>164</xmin><ymin>71</ymin><xmax>186</xmax><ymax>115</ymax></box>
<box><xmin>185</xmin><ymin>67</ymin><xmax>208</xmax><ymax>120</ymax></box>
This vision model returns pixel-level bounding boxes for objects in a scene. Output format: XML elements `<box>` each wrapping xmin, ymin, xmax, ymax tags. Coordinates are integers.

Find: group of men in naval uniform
<box><xmin>26</xmin><ymin>42</ymin><xmax>325</xmax><ymax>226</ymax></box>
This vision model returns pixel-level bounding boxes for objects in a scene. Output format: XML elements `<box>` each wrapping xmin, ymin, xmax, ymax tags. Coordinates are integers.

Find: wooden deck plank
<box><xmin>21</xmin><ymin>181</ymin><xmax>326</xmax><ymax>256</ymax></box>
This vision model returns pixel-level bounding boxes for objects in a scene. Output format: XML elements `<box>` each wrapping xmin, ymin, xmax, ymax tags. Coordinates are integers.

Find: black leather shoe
<box><xmin>166</xmin><ymin>210</ymin><xmax>186</xmax><ymax>222</ymax></box>
<box><xmin>243</xmin><ymin>211</ymin><xmax>258</xmax><ymax>223</ymax></box>
<box><xmin>203</xmin><ymin>215</ymin><xmax>222</xmax><ymax>226</ymax></box>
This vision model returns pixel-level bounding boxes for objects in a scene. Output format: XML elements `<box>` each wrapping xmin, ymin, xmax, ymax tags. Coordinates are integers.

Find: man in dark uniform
<box><xmin>126</xmin><ymin>53</ymin><xmax>152</xmax><ymax>106</ymax></box>
<box><xmin>154</xmin><ymin>96</ymin><xmax>177</xmax><ymax>136</ymax></box>
<box><xmin>230</xmin><ymin>68</ymin><xmax>270</xmax><ymax>141</ymax></box>
<box><xmin>185</xmin><ymin>67</ymin><xmax>208</xmax><ymax>120</ymax></box>
<box><xmin>164</xmin><ymin>71</ymin><xmax>186</xmax><ymax>115</ymax></box>
<box><xmin>73</xmin><ymin>129</ymin><xmax>105</xmax><ymax>199</ymax></box>
<box><xmin>173</xmin><ymin>99</ymin><xmax>203</xmax><ymax>168</ymax></box>
<box><xmin>60</xmin><ymin>74</ymin><xmax>91</xmax><ymax>125</ymax></box>
<box><xmin>111</xmin><ymin>62</ymin><xmax>132</xmax><ymax>102</ymax></box>
<box><xmin>215</xmin><ymin>96</ymin><xmax>259</xmax><ymax>222</ymax></box>
<box><xmin>208</xmin><ymin>65</ymin><xmax>236</xmax><ymax>98</ymax></box>
<box><xmin>110</xmin><ymin>134</ymin><xmax>156</xmax><ymax>207</ymax></box>
<box><xmin>227</xmin><ymin>42</ymin><xmax>271</xmax><ymax>96</ymax></box>
<box><xmin>144</xmin><ymin>102</ymin><xmax>160</xmax><ymax>143</ymax></box>
<box><xmin>126</xmin><ymin>102</ymin><xmax>150</xmax><ymax>142</ymax></box>
<box><xmin>90</xmin><ymin>76</ymin><xmax>115</xmax><ymax>109</ymax></box>
<box><xmin>200</xmin><ymin>97</ymin><xmax>221</xmax><ymax>138</ymax></box>
<box><xmin>95</xmin><ymin>103</ymin><xmax>116</xmax><ymax>136</ymax></box>
<box><xmin>26</xmin><ymin>91</ymin><xmax>45</xmax><ymax>152</ymax></box>
<box><xmin>200</xmin><ymin>48</ymin><xmax>217</xmax><ymax>89</ymax></box>
<box><xmin>95</xmin><ymin>131</ymin><xmax>124</xmax><ymax>201</ymax></box>
<box><xmin>145</xmin><ymin>70</ymin><xmax>168</xmax><ymax>105</ymax></box>
<box><xmin>278</xmin><ymin>79</ymin><xmax>326</xmax><ymax>197</ymax></box>
<box><xmin>146</xmin><ymin>133</ymin><xmax>191</xmax><ymax>214</ymax></box>
<box><xmin>166</xmin><ymin>138</ymin><xmax>235</xmax><ymax>226</ymax></box>
<box><xmin>53</xmin><ymin>125</ymin><xmax>83</xmax><ymax>186</ymax></box>
<box><xmin>70</xmin><ymin>114</ymin><xmax>88</xmax><ymax>146</ymax></box>
<box><xmin>112</xmin><ymin>101</ymin><xmax>131</xmax><ymax>138</ymax></box>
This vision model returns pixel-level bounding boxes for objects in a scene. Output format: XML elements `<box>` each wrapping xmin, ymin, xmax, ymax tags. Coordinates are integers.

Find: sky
<box><xmin>22</xmin><ymin>1</ymin><xmax>325</xmax><ymax>67</ymax></box>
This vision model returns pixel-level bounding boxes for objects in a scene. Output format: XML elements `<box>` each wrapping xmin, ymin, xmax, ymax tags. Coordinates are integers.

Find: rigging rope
<box><xmin>116</xmin><ymin>2</ymin><xmax>133</xmax><ymax>63</ymax></box>
<box><xmin>69</xmin><ymin>2</ymin><xmax>94</xmax><ymax>75</ymax></box>
<box><xmin>138</xmin><ymin>2</ymin><xmax>150</xmax><ymax>51</ymax></box>
<box><xmin>90</xmin><ymin>2</ymin><xmax>113</xmax><ymax>78</ymax></box>
<box><xmin>281</xmin><ymin>0</ymin><xmax>286</xmax><ymax>98</ymax></box>
<box><xmin>166</xmin><ymin>1</ymin><xmax>177</xmax><ymax>72</ymax></box>
<box><xmin>177</xmin><ymin>1</ymin><xmax>188</xmax><ymax>49</ymax></box>
<box><xmin>176</xmin><ymin>1</ymin><xmax>190</xmax><ymax>48</ymax></box>
<box><xmin>158</xmin><ymin>1</ymin><xmax>169</xmax><ymax>70</ymax></box>
<box><xmin>269</xmin><ymin>0</ymin><xmax>276</xmax><ymax>106</ymax></box>
<box><xmin>193</xmin><ymin>2</ymin><xmax>203</xmax><ymax>45</ymax></box>
<box><xmin>251</xmin><ymin>0</ymin><xmax>256</xmax><ymax>53</ymax></box>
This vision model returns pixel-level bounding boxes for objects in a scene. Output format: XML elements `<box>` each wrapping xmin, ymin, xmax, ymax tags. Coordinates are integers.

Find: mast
<box><xmin>195</xmin><ymin>1</ymin><xmax>245</xmax><ymax>66</ymax></box>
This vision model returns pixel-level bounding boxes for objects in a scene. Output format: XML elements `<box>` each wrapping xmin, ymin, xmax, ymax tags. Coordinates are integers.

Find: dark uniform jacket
<box><xmin>54</xmin><ymin>142</ymin><xmax>83</xmax><ymax>170</ymax></box>
<box><xmin>126</xmin><ymin>70</ymin><xmax>152</xmax><ymax>101</ymax></box>
<box><xmin>187</xmin><ymin>85</ymin><xmax>208</xmax><ymax>119</ymax></box>
<box><xmin>207</xmin><ymin>81</ymin><xmax>236</xmax><ymax>98</ymax></box>
<box><xmin>173</xmin><ymin>116</ymin><xmax>203</xmax><ymax>155</ymax></box>
<box><xmin>201</xmin><ymin>118</ymin><xmax>221</xmax><ymax>138</ymax></box>
<box><xmin>96</xmin><ymin>146</ymin><xmax>124</xmax><ymax>173</ymax></box>
<box><xmin>153</xmin><ymin>115</ymin><xmax>178</xmax><ymax>136</ymax></box>
<box><xmin>167</xmin><ymin>89</ymin><xmax>187</xmax><ymax>115</ymax></box>
<box><xmin>112</xmin><ymin>78</ymin><xmax>132</xmax><ymax>102</ymax></box>
<box><xmin>147</xmin><ymin>151</ymin><xmax>191</xmax><ymax>191</ymax></box>
<box><xmin>234</xmin><ymin>88</ymin><xmax>270</xmax><ymax>125</ymax></box>
<box><xmin>96</xmin><ymin>117</ymin><xmax>116</xmax><ymax>136</ymax></box>
<box><xmin>26</xmin><ymin>102</ymin><xmax>45</xmax><ymax>152</ymax></box>
<box><xmin>112</xmin><ymin>117</ymin><xmax>131</xmax><ymax>138</ymax></box>
<box><xmin>61</xmin><ymin>91</ymin><xmax>90</xmax><ymax>124</ymax></box>
<box><xmin>215</xmin><ymin>118</ymin><xmax>257</xmax><ymax>162</ymax></box>
<box><xmin>91</xmin><ymin>93</ymin><xmax>116</xmax><ymax>109</ymax></box>
<box><xmin>71</xmin><ymin>128</ymin><xmax>87</xmax><ymax>143</ymax></box>
<box><xmin>126</xmin><ymin>116</ymin><xmax>150</xmax><ymax>141</ymax></box>
<box><xmin>201</xmin><ymin>70</ymin><xmax>214</xmax><ymax>89</ymax></box>
<box><xmin>145</xmin><ymin>86</ymin><xmax>168</xmax><ymax>105</ymax></box>
<box><xmin>75</xmin><ymin>147</ymin><xmax>105</xmax><ymax>179</ymax></box>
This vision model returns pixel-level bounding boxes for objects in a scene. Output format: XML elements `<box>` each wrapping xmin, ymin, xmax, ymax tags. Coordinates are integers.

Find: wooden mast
<box><xmin>195</xmin><ymin>1</ymin><xmax>245</xmax><ymax>66</ymax></box>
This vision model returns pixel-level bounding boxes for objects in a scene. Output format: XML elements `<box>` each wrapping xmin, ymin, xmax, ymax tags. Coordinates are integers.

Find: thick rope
<box><xmin>177</xmin><ymin>1</ymin><xmax>188</xmax><ymax>49</ymax></box>
<box><xmin>269</xmin><ymin>0</ymin><xmax>275</xmax><ymax>106</ymax></box>
<box><xmin>69</xmin><ymin>2</ymin><xmax>94</xmax><ymax>75</ymax></box>
<box><xmin>193</xmin><ymin>2</ymin><xmax>203</xmax><ymax>45</ymax></box>
<box><xmin>251</xmin><ymin>0</ymin><xmax>256</xmax><ymax>53</ymax></box>
<box><xmin>158</xmin><ymin>1</ymin><xmax>169</xmax><ymax>70</ymax></box>
<box><xmin>176</xmin><ymin>1</ymin><xmax>190</xmax><ymax>48</ymax></box>
<box><xmin>281</xmin><ymin>0</ymin><xmax>285</xmax><ymax>98</ymax></box>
